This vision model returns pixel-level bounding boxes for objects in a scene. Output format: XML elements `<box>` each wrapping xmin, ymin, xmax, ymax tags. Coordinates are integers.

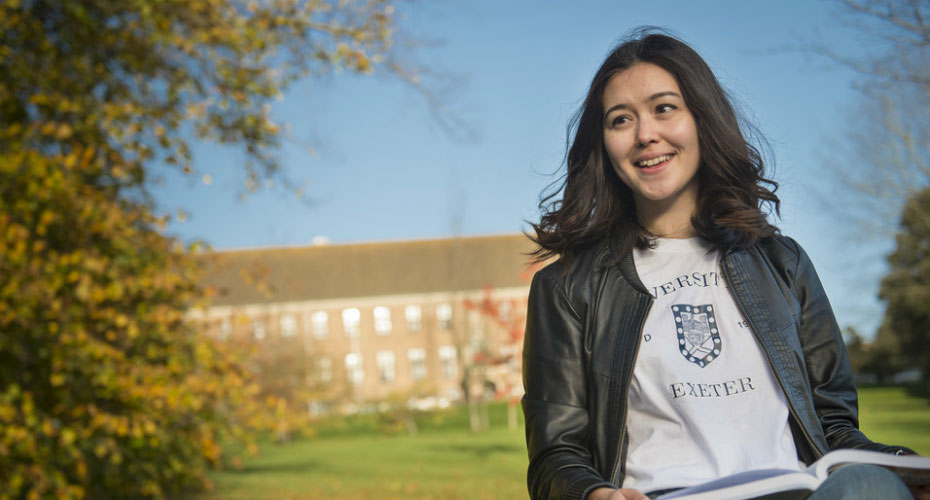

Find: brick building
<box><xmin>192</xmin><ymin>234</ymin><xmax>539</xmax><ymax>414</ymax></box>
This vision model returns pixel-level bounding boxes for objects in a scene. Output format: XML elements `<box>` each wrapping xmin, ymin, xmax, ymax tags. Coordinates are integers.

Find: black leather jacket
<box><xmin>522</xmin><ymin>235</ymin><xmax>909</xmax><ymax>500</ymax></box>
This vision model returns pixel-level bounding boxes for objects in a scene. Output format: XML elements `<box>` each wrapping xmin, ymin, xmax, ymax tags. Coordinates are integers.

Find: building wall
<box><xmin>196</xmin><ymin>286</ymin><xmax>528</xmax><ymax>413</ymax></box>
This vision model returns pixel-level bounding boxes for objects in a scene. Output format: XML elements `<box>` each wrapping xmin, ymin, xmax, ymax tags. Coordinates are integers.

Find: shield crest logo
<box><xmin>671</xmin><ymin>304</ymin><xmax>722</xmax><ymax>367</ymax></box>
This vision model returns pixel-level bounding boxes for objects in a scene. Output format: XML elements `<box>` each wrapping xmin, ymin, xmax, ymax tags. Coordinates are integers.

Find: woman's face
<box><xmin>602</xmin><ymin>62</ymin><xmax>701</xmax><ymax>218</ymax></box>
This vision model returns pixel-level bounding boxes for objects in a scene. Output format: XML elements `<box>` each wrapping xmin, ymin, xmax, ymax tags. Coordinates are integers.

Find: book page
<box><xmin>657</xmin><ymin>469</ymin><xmax>818</xmax><ymax>500</ymax></box>
<box><xmin>810</xmin><ymin>449</ymin><xmax>930</xmax><ymax>486</ymax></box>
<box><xmin>655</xmin><ymin>450</ymin><xmax>930</xmax><ymax>499</ymax></box>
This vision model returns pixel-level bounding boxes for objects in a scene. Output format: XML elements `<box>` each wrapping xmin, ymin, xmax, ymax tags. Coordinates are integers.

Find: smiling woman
<box><xmin>601</xmin><ymin>62</ymin><xmax>701</xmax><ymax>238</ymax></box>
<box><xmin>523</xmin><ymin>29</ymin><xmax>925</xmax><ymax>500</ymax></box>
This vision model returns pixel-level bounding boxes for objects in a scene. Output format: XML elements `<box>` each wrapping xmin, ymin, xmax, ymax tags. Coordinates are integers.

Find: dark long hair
<box><xmin>530</xmin><ymin>29</ymin><xmax>780</xmax><ymax>267</ymax></box>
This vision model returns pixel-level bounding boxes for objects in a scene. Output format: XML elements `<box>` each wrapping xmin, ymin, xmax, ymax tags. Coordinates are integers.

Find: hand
<box><xmin>587</xmin><ymin>486</ymin><xmax>650</xmax><ymax>500</ymax></box>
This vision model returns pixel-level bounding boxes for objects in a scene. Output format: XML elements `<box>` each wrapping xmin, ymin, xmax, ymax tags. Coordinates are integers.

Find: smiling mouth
<box><xmin>635</xmin><ymin>154</ymin><xmax>674</xmax><ymax>168</ymax></box>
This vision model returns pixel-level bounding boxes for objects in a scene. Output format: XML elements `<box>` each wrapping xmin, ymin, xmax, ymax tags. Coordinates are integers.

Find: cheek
<box><xmin>603</xmin><ymin>133</ymin><xmax>635</xmax><ymax>167</ymax></box>
<box><xmin>669</xmin><ymin>119</ymin><xmax>699</xmax><ymax>149</ymax></box>
<box><xmin>603</xmin><ymin>141</ymin><xmax>635</xmax><ymax>187</ymax></box>
<box><xmin>610</xmin><ymin>162</ymin><xmax>635</xmax><ymax>190</ymax></box>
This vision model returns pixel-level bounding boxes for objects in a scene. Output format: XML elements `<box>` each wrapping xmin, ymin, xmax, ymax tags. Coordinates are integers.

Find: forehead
<box><xmin>602</xmin><ymin>62</ymin><xmax>682</xmax><ymax>106</ymax></box>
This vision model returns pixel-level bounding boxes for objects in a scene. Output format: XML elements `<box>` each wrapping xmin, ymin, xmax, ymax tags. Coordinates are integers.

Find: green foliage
<box><xmin>0</xmin><ymin>0</ymin><xmax>396</xmax><ymax>187</ymax></box>
<box><xmin>879</xmin><ymin>187</ymin><xmax>930</xmax><ymax>395</ymax></box>
<box><xmin>0</xmin><ymin>0</ymin><xmax>408</xmax><ymax>497</ymax></box>
<box><xmin>0</xmin><ymin>148</ymin><xmax>259</xmax><ymax>497</ymax></box>
<box><xmin>307</xmin><ymin>400</ymin><xmax>524</xmax><ymax>439</ymax></box>
<box><xmin>844</xmin><ymin>326</ymin><xmax>908</xmax><ymax>384</ymax></box>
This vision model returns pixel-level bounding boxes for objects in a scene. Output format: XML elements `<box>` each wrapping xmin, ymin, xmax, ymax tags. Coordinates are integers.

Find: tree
<box><xmin>0</xmin><ymin>148</ymin><xmax>259</xmax><ymax>498</ymax></box>
<box><xmin>806</xmin><ymin>1</ymin><xmax>930</xmax><ymax>364</ymax></box>
<box><xmin>878</xmin><ymin>187</ymin><xmax>930</xmax><ymax>394</ymax></box>
<box><xmin>0</xmin><ymin>0</ymin><xmax>432</xmax><ymax>497</ymax></box>
<box><xmin>803</xmin><ymin>2</ymin><xmax>929</xmax><ymax>224</ymax></box>
<box><xmin>1</xmin><ymin>0</ymin><xmax>406</xmax><ymax>190</ymax></box>
<box><xmin>843</xmin><ymin>325</ymin><xmax>908</xmax><ymax>384</ymax></box>
<box><xmin>234</xmin><ymin>327</ymin><xmax>314</xmax><ymax>443</ymax></box>
<box><xmin>843</xmin><ymin>327</ymin><xmax>870</xmax><ymax>377</ymax></box>
<box><xmin>463</xmin><ymin>286</ymin><xmax>528</xmax><ymax>430</ymax></box>
<box><xmin>812</xmin><ymin>0</ymin><xmax>930</xmax><ymax>231</ymax></box>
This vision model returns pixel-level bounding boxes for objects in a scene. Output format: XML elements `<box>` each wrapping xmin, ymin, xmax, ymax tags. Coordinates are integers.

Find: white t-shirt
<box><xmin>621</xmin><ymin>237</ymin><xmax>801</xmax><ymax>493</ymax></box>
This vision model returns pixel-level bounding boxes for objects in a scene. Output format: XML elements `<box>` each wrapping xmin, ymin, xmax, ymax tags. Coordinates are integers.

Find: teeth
<box><xmin>636</xmin><ymin>154</ymin><xmax>672</xmax><ymax>168</ymax></box>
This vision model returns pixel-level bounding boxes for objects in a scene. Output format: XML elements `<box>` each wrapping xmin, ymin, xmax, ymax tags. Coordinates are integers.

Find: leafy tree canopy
<box><xmin>0</xmin><ymin>0</ymin><xmax>420</xmax><ymax>497</ymax></box>
<box><xmin>879</xmin><ymin>187</ymin><xmax>930</xmax><ymax>393</ymax></box>
<box><xmin>2</xmin><ymin>0</ymin><xmax>400</xmax><ymax>189</ymax></box>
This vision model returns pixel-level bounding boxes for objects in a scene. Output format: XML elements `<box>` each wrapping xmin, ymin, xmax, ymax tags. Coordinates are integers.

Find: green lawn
<box><xmin>858</xmin><ymin>385</ymin><xmax>930</xmax><ymax>455</ymax></box>
<box><xmin>195</xmin><ymin>386</ymin><xmax>929</xmax><ymax>500</ymax></box>
<box><xmin>197</xmin><ymin>427</ymin><xmax>527</xmax><ymax>500</ymax></box>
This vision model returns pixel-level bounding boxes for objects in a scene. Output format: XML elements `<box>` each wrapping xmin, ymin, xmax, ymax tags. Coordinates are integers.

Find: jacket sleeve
<box><xmin>789</xmin><ymin>238</ymin><xmax>914</xmax><ymax>455</ymax></box>
<box><xmin>522</xmin><ymin>270</ymin><xmax>615</xmax><ymax>500</ymax></box>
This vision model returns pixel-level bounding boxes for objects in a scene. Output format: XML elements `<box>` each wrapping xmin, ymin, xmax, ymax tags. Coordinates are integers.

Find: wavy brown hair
<box><xmin>530</xmin><ymin>29</ymin><xmax>780</xmax><ymax>267</ymax></box>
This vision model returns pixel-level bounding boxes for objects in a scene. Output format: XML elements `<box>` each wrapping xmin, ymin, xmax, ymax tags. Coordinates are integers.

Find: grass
<box><xmin>858</xmin><ymin>385</ymin><xmax>930</xmax><ymax>455</ymax></box>
<box><xmin>194</xmin><ymin>403</ymin><xmax>529</xmax><ymax>500</ymax></box>
<box><xmin>194</xmin><ymin>386</ymin><xmax>930</xmax><ymax>500</ymax></box>
<box><xmin>197</xmin><ymin>427</ymin><xmax>527</xmax><ymax>500</ymax></box>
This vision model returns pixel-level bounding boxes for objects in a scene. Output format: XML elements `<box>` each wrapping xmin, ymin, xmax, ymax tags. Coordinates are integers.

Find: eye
<box><xmin>656</xmin><ymin>103</ymin><xmax>677</xmax><ymax>114</ymax></box>
<box><xmin>610</xmin><ymin>115</ymin><xmax>631</xmax><ymax>127</ymax></box>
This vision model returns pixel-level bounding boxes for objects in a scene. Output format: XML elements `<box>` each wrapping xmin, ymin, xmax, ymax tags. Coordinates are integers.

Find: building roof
<box><xmin>199</xmin><ymin>234</ymin><xmax>540</xmax><ymax>306</ymax></box>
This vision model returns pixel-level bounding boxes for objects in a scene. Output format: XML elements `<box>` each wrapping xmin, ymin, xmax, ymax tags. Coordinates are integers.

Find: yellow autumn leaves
<box><xmin>1</xmin><ymin>0</ymin><xmax>411</xmax><ymax>497</ymax></box>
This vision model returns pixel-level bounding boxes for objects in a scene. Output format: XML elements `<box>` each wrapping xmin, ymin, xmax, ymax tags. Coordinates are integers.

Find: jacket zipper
<box><xmin>608</xmin><ymin>298</ymin><xmax>652</xmax><ymax>485</ymax></box>
<box><xmin>721</xmin><ymin>257</ymin><xmax>823</xmax><ymax>461</ymax></box>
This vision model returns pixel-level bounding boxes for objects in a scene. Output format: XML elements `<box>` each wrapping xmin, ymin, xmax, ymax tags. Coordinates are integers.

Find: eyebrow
<box><xmin>603</xmin><ymin>91</ymin><xmax>682</xmax><ymax>120</ymax></box>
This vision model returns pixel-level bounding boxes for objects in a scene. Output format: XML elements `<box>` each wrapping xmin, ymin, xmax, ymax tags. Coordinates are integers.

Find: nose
<box><xmin>636</xmin><ymin>115</ymin><xmax>659</xmax><ymax>147</ymax></box>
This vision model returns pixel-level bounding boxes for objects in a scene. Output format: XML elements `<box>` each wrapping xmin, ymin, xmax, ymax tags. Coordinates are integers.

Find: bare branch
<box><xmin>808</xmin><ymin>1</ymin><xmax>930</xmax><ymax>243</ymax></box>
<box><xmin>841</xmin><ymin>0</ymin><xmax>930</xmax><ymax>45</ymax></box>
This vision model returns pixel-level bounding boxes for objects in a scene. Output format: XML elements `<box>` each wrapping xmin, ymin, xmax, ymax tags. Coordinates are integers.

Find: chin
<box><xmin>642</xmin><ymin>191</ymin><xmax>673</xmax><ymax>202</ymax></box>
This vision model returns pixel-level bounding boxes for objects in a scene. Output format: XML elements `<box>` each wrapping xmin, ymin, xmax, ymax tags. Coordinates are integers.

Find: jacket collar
<box><xmin>606</xmin><ymin>233</ymin><xmax>650</xmax><ymax>295</ymax></box>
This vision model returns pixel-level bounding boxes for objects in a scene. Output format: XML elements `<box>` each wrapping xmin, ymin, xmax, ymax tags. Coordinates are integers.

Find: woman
<box><xmin>523</xmin><ymin>30</ymin><xmax>925</xmax><ymax>500</ymax></box>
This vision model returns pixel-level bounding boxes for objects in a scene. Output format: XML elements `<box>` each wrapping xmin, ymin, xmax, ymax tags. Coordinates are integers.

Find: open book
<box><xmin>656</xmin><ymin>449</ymin><xmax>930</xmax><ymax>500</ymax></box>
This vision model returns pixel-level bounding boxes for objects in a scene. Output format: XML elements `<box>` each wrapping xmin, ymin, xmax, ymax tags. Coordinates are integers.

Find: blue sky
<box><xmin>152</xmin><ymin>0</ymin><xmax>892</xmax><ymax>337</ymax></box>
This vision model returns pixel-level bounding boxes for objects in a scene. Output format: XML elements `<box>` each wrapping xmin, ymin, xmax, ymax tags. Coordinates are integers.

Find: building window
<box><xmin>373</xmin><ymin>306</ymin><xmax>392</xmax><ymax>335</ymax></box>
<box><xmin>345</xmin><ymin>353</ymin><xmax>364</xmax><ymax>386</ymax></box>
<box><xmin>438</xmin><ymin>345</ymin><xmax>457</xmax><ymax>379</ymax></box>
<box><xmin>317</xmin><ymin>357</ymin><xmax>332</xmax><ymax>383</ymax></box>
<box><xmin>310</xmin><ymin>311</ymin><xmax>328</xmax><ymax>339</ymax></box>
<box><xmin>407</xmin><ymin>348</ymin><xmax>427</xmax><ymax>381</ymax></box>
<box><xmin>280</xmin><ymin>313</ymin><xmax>297</xmax><ymax>338</ymax></box>
<box><xmin>251</xmin><ymin>319</ymin><xmax>266</xmax><ymax>341</ymax></box>
<box><xmin>405</xmin><ymin>305</ymin><xmax>422</xmax><ymax>332</ymax></box>
<box><xmin>342</xmin><ymin>308</ymin><xmax>360</xmax><ymax>338</ymax></box>
<box><xmin>376</xmin><ymin>350</ymin><xmax>396</xmax><ymax>383</ymax></box>
<box><xmin>436</xmin><ymin>303</ymin><xmax>453</xmax><ymax>330</ymax></box>
<box><xmin>218</xmin><ymin>318</ymin><xmax>231</xmax><ymax>341</ymax></box>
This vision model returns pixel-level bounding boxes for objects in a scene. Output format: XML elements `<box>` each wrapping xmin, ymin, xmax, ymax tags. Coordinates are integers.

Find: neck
<box><xmin>635</xmin><ymin>193</ymin><xmax>698</xmax><ymax>239</ymax></box>
<box><xmin>641</xmin><ymin>215</ymin><xmax>697</xmax><ymax>239</ymax></box>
